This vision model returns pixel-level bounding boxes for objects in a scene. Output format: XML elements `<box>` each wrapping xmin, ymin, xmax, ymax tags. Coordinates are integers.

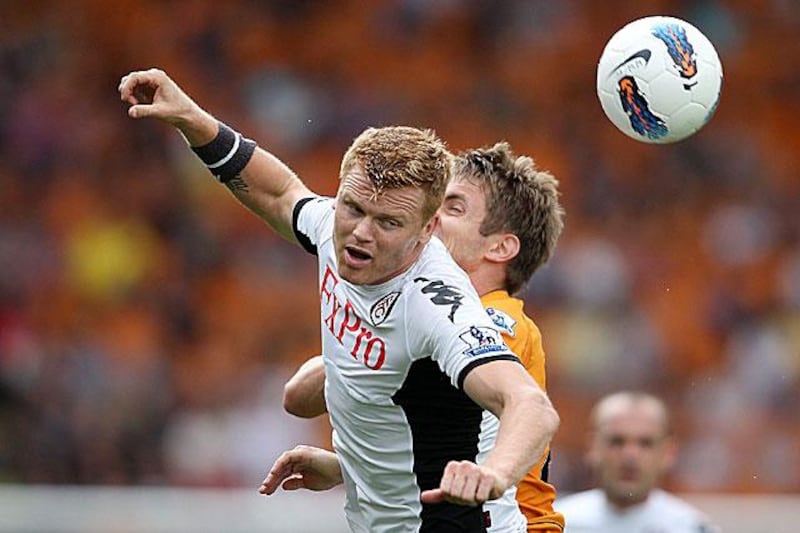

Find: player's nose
<box><xmin>352</xmin><ymin>217</ymin><xmax>375</xmax><ymax>242</ymax></box>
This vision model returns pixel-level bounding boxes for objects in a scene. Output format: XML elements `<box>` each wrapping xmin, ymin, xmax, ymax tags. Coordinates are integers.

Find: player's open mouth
<box><xmin>618</xmin><ymin>470</ymin><xmax>640</xmax><ymax>482</ymax></box>
<box><xmin>344</xmin><ymin>245</ymin><xmax>372</xmax><ymax>266</ymax></box>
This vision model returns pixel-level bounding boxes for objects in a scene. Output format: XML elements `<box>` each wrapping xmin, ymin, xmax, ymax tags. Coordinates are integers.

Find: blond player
<box><xmin>120</xmin><ymin>69</ymin><xmax>559</xmax><ymax>532</ymax></box>
<box><xmin>278</xmin><ymin>142</ymin><xmax>566</xmax><ymax>532</ymax></box>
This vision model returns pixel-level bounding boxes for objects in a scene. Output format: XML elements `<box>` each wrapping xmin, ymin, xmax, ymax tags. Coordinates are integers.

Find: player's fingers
<box><xmin>455</xmin><ymin>473</ymin><xmax>479</xmax><ymax>505</ymax></box>
<box><xmin>128</xmin><ymin>103</ymin><xmax>153</xmax><ymax>119</ymax></box>
<box><xmin>281</xmin><ymin>474</ymin><xmax>306</xmax><ymax>491</ymax></box>
<box><xmin>259</xmin><ymin>471</ymin><xmax>285</xmax><ymax>495</ymax></box>
<box><xmin>420</xmin><ymin>488</ymin><xmax>445</xmax><ymax>504</ymax></box>
<box><xmin>118</xmin><ymin>78</ymin><xmax>131</xmax><ymax>101</ymax></box>
<box><xmin>259</xmin><ymin>452</ymin><xmax>298</xmax><ymax>494</ymax></box>
<box><xmin>118</xmin><ymin>72</ymin><xmax>136</xmax><ymax>99</ymax></box>
<box><xmin>128</xmin><ymin>101</ymin><xmax>173</xmax><ymax>119</ymax></box>
<box><xmin>436</xmin><ymin>461</ymin><xmax>481</xmax><ymax>506</ymax></box>
<box><xmin>444</xmin><ymin>464</ymin><xmax>468</xmax><ymax>500</ymax></box>
<box><xmin>119</xmin><ymin>69</ymin><xmax>167</xmax><ymax>103</ymax></box>
<box><xmin>438</xmin><ymin>461</ymin><xmax>455</xmax><ymax>495</ymax></box>
<box><xmin>257</xmin><ymin>481</ymin><xmax>271</xmax><ymax>495</ymax></box>
<box><xmin>474</xmin><ymin>474</ymin><xmax>494</xmax><ymax>503</ymax></box>
<box><xmin>118</xmin><ymin>71</ymin><xmax>150</xmax><ymax>101</ymax></box>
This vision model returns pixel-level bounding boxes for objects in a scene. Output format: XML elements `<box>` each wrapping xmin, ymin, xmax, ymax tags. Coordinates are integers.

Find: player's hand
<box><xmin>259</xmin><ymin>445</ymin><xmax>344</xmax><ymax>496</ymax></box>
<box><xmin>420</xmin><ymin>460</ymin><xmax>507</xmax><ymax>506</ymax></box>
<box><xmin>118</xmin><ymin>68</ymin><xmax>210</xmax><ymax>133</ymax></box>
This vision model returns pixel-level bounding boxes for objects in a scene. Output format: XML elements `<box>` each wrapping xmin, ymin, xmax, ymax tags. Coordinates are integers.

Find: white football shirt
<box><xmin>294</xmin><ymin>197</ymin><xmax>521</xmax><ymax>533</ymax></box>
<box><xmin>554</xmin><ymin>488</ymin><xmax>718</xmax><ymax>533</ymax></box>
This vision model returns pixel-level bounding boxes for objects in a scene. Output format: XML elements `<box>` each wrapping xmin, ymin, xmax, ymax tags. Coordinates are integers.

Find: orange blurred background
<box><xmin>0</xmin><ymin>0</ymin><xmax>797</xmax><ymax>496</ymax></box>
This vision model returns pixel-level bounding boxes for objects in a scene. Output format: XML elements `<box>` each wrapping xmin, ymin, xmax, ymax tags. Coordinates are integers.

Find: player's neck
<box><xmin>606</xmin><ymin>491</ymin><xmax>650</xmax><ymax>511</ymax></box>
<box><xmin>469</xmin><ymin>264</ymin><xmax>508</xmax><ymax>297</ymax></box>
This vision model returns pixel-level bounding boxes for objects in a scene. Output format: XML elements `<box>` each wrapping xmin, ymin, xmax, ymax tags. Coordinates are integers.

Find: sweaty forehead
<box><xmin>340</xmin><ymin>165</ymin><xmax>380</xmax><ymax>195</ymax></box>
<box><xmin>446</xmin><ymin>178</ymin><xmax>486</xmax><ymax>201</ymax></box>
<box><xmin>340</xmin><ymin>168</ymin><xmax>424</xmax><ymax>216</ymax></box>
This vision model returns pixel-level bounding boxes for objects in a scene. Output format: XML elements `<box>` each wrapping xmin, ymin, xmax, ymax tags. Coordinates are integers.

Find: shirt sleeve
<box><xmin>292</xmin><ymin>196</ymin><xmax>334</xmax><ymax>255</ymax></box>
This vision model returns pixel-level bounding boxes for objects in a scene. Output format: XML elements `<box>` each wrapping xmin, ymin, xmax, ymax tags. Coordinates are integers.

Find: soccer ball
<box><xmin>596</xmin><ymin>15</ymin><xmax>723</xmax><ymax>144</ymax></box>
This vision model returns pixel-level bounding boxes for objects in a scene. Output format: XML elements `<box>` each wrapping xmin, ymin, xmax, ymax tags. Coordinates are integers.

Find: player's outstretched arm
<box><xmin>119</xmin><ymin>68</ymin><xmax>313</xmax><ymax>242</ymax></box>
<box><xmin>259</xmin><ymin>445</ymin><xmax>343</xmax><ymax>495</ymax></box>
<box><xmin>283</xmin><ymin>355</ymin><xmax>328</xmax><ymax>418</ymax></box>
<box><xmin>467</xmin><ymin>360</ymin><xmax>559</xmax><ymax>497</ymax></box>
<box><xmin>422</xmin><ymin>360</ymin><xmax>559</xmax><ymax>506</ymax></box>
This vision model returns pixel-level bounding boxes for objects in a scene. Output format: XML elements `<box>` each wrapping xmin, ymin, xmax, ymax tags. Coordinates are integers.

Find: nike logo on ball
<box><xmin>608</xmin><ymin>49</ymin><xmax>652</xmax><ymax>77</ymax></box>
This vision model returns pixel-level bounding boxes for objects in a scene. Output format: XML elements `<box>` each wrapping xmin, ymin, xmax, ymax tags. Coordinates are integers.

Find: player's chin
<box><xmin>338</xmin><ymin>264</ymin><xmax>374</xmax><ymax>285</ymax></box>
<box><xmin>611</xmin><ymin>481</ymin><xmax>647</xmax><ymax>501</ymax></box>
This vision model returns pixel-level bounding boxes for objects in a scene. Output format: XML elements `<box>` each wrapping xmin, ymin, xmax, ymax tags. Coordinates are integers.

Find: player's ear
<box><xmin>420</xmin><ymin>213</ymin><xmax>440</xmax><ymax>242</ymax></box>
<box><xmin>486</xmin><ymin>233</ymin><xmax>519</xmax><ymax>263</ymax></box>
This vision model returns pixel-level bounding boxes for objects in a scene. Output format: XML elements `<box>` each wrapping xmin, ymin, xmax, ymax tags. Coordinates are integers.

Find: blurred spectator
<box><xmin>554</xmin><ymin>391</ymin><xmax>719</xmax><ymax>532</ymax></box>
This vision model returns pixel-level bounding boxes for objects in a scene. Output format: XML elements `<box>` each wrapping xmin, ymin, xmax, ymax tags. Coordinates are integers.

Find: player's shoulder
<box><xmin>481</xmin><ymin>291</ymin><xmax>540</xmax><ymax>340</ymax></box>
<box><xmin>405</xmin><ymin>238</ymin><xmax>479</xmax><ymax>315</ymax></box>
<box><xmin>481</xmin><ymin>291</ymin><xmax>522</xmax><ymax>336</ymax></box>
<box><xmin>553</xmin><ymin>489</ymin><xmax>605</xmax><ymax>523</ymax></box>
<box><xmin>295</xmin><ymin>195</ymin><xmax>334</xmax><ymax>222</ymax></box>
<box><xmin>649</xmin><ymin>489</ymin><xmax>700</xmax><ymax>511</ymax></box>
<box><xmin>554</xmin><ymin>488</ymin><xmax>604</xmax><ymax>508</ymax></box>
<box><xmin>414</xmin><ymin>237</ymin><xmax>467</xmax><ymax>276</ymax></box>
<box><xmin>293</xmin><ymin>195</ymin><xmax>335</xmax><ymax>251</ymax></box>
<box><xmin>648</xmin><ymin>489</ymin><xmax>717</xmax><ymax>528</ymax></box>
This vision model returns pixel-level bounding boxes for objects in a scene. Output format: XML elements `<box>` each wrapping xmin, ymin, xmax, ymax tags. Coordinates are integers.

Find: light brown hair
<box><xmin>454</xmin><ymin>142</ymin><xmax>564</xmax><ymax>294</ymax></box>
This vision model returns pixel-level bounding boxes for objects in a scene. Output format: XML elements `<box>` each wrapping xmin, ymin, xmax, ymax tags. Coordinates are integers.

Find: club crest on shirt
<box><xmin>485</xmin><ymin>307</ymin><xmax>516</xmax><ymax>338</ymax></box>
<box><xmin>458</xmin><ymin>326</ymin><xmax>506</xmax><ymax>357</ymax></box>
<box><xmin>370</xmin><ymin>291</ymin><xmax>400</xmax><ymax>326</ymax></box>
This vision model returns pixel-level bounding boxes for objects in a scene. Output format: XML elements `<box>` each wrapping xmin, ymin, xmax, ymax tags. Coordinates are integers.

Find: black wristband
<box><xmin>191</xmin><ymin>121</ymin><xmax>257</xmax><ymax>183</ymax></box>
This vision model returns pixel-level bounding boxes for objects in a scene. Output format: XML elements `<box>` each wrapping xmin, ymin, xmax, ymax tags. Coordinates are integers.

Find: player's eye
<box><xmin>443</xmin><ymin>201</ymin><xmax>465</xmax><ymax>215</ymax></box>
<box><xmin>346</xmin><ymin>202</ymin><xmax>364</xmax><ymax>216</ymax></box>
<box><xmin>638</xmin><ymin>437</ymin><xmax>656</xmax><ymax>449</ymax></box>
<box><xmin>607</xmin><ymin>436</ymin><xmax>625</xmax><ymax>448</ymax></box>
<box><xmin>379</xmin><ymin>218</ymin><xmax>401</xmax><ymax>229</ymax></box>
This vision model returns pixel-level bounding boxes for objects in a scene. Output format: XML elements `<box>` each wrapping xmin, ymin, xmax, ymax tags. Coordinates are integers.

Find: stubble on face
<box><xmin>334</xmin><ymin>167</ymin><xmax>431</xmax><ymax>285</ymax></box>
<box><xmin>592</xmin><ymin>411</ymin><xmax>671</xmax><ymax>508</ymax></box>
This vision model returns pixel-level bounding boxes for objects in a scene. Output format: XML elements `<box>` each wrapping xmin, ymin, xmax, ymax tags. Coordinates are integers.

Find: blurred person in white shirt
<box><xmin>554</xmin><ymin>391</ymin><xmax>718</xmax><ymax>533</ymax></box>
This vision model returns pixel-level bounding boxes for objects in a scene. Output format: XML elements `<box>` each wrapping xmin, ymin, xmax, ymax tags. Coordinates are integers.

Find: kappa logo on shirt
<box><xmin>413</xmin><ymin>277</ymin><xmax>463</xmax><ymax>322</ymax></box>
<box><xmin>458</xmin><ymin>326</ymin><xmax>506</xmax><ymax>357</ymax></box>
<box><xmin>486</xmin><ymin>307</ymin><xmax>516</xmax><ymax>338</ymax></box>
<box><xmin>370</xmin><ymin>291</ymin><xmax>400</xmax><ymax>326</ymax></box>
